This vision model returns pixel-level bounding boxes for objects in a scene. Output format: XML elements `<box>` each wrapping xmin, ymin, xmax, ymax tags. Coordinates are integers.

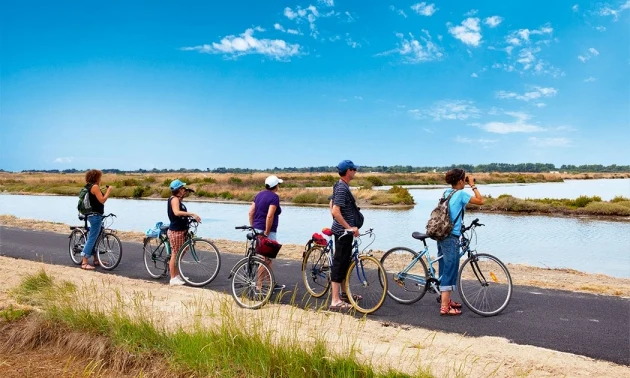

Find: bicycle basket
<box><xmin>255</xmin><ymin>235</ymin><xmax>282</xmax><ymax>258</ymax></box>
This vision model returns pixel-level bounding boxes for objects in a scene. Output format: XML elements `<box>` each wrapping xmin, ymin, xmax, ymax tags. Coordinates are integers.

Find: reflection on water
<box><xmin>1</xmin><ymin>179</ymin><xmax>629</xmax><ymax>278</ymax></box>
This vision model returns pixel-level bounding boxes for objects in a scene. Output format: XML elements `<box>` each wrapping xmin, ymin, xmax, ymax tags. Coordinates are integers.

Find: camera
<box><xmin>465</xmin><ymin>176</ymin><xmax>476</xmax><ymax>184</ymax></box>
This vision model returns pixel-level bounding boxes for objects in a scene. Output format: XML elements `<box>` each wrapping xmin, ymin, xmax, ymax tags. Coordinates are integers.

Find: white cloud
<box><xmin>497</xmin><ymin>25</ymin><xmax>562</xmax><ymax>76</ymax></box>
<box><xmin>283</xmin><ymin>5</ymin><xmax>324</xmax><ymax>38</ymax></box>
<box><xmin>390</xmin><ymin>5</ymin><xmax>408</xmax><ymax>18</ymax></box>
<box><xmin>411</xmin><ymin>2</ymin><xmax>438</xmax><ymax>16</ymax></box>
<box><xmin>274</xmin><ymin>23</ymin><xmax>301</xmax><ymax>35</ymax></box>
<box><xmin>345</xmin><ymin>33</ymin><xmax>361</xmax><ymax>48</ymax></box>
<box><xmin>465</xmin><ymin>9</ymin><xmax>478</xmax><ymax>17</ymax></box>
<box><xmin>408</xmin><ymin>100</ymin><xmax>481</xmax><ymax>121</ymax></box>
<box><xmin>181</xmin><ymin>28</ymin><xmax>301</xmax><ymax>61</ymax></box>
<box><xmin>595</xmin><ymin>25</ymin><xmax>607</xmax><ymax>31</ymax></box>
<box><xmin>578</xmin><ymin>47</ymin><xmax>599</xmax><ymax>62</ymax></box>
<box><xmin>484</xmin><ymin>16</ymin><xmax>503</xmax><ymax>27</ymax></box>
<box><xmin>456</xmin><ymin>136</ymin><xmax>498</xmax><ymax>145</ymax></box>
<box><xmin>471</xmin><ymin>73</ymin><xmax>478</xmax><ymax>78</ymax></box>
<box><xmin>354</xmin><ymin>96</ymin><xmax>363</xmax><ymax>100</ymax></box>
<box><xmin>448</xmin><ymin>18</ymin><xmax>482</xmax><ymax>47</ymax></box>
<box><xmin>377</xmin><ymin>30</ymin><xmax>443</xmax><ymax>63</ymax></box>
<box><xmin>318</xmin><ymin>0</ymin><xmax>334</xmax><ymax>7</ymax></box>
<box><xmin>595</xmin><ymin>1</ymin><xmax>630</xmax><ymax>21</ymax></box>
<box><xmin>54</xmin><ymin>157</ymin><xmax>74</xmax><ymax>163</ymax></box>
<box><xmin>584</xmin><ymin>77</ymin><xmax>597</xmax><ymax>82</ymax></box>
<box><xmin>495</xmin><ymin>86</ymin><xmax>558</xmax><ymax>102</ymax></box>
<box><xmin>572</xmin><ymin>4</ymin><xmax>579</xmax><ymax>12</ymax></box>
<box><xmin>479</xmin><ymin>112</ymin><xmax>546</xmax><ymax>134</ymax></box>
<box><xmin>528</xmin><ymin>137</ymin><xmax>571</xmax><ymax>147</ymax></box>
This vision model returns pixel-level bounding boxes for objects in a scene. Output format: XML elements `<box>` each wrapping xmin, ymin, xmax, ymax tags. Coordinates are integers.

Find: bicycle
<box><xmin>228</xmin><ymin>226</ymin><xmax>276</xmax><ymax>310</ymax></box>
<box><xmin>68</xmin><ymin>213</ymin><xmax>122</xmax><ymax>270</ymax></box>
<box><xmin>379</xmin><ymin>218</ymin><xmax>512</xmax><ymax>317</ymax></box>
<box><xmin>142</xmin><ymin>218</ymin><xmax>221</xmax><ymax>287</ymax></box>
<box><xmin>301</xmin><ymin>228</ymin><xmax>388</xmax><ymax>314</ymax></box>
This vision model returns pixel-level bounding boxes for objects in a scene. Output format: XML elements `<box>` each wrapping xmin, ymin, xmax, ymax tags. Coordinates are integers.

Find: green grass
<box><xmin>0</xmin><ymin>305</ymin><xmax>31</xmax><ymax>322</ymax></box>
<box><xmin>9</xmin><ymin>271</ymin><xmax>428</xmax><ymax>378</ymax></box>
<box><xmin>470</xmin><ymin>195</ymin><xmax>630</xmax><ymax>216</ymax></box>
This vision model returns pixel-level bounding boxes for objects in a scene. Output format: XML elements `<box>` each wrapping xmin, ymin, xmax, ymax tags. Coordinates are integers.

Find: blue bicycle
<box><xmin>301</xmin><ymin>228</ymin><xmax>388</xmax><ymax>314</ymax></box>
<box><xmin>380</xmin><ymin>218</ymin><xmax>512</xmax><ymax>316</ymax></box>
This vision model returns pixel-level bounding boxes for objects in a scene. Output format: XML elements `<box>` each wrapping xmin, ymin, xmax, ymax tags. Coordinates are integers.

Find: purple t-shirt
<box><xmin>252</xmin><ymin>190</ymin><xmax>281</xmax><ymax>232</ymax></box>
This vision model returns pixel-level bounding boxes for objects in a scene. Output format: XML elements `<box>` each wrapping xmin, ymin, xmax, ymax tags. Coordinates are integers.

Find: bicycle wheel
<box><xmin>96</xmin><ymin>233</ymin><xmax>123</xmax><ymax>271</ymax></box>
<box><xmin>302</xmin><ymin>245</ymin><xmax>331</xmax><ymax>298</ymax></box>
<box><xmin>68</xmin><ymin>229</ymin><xmax>86</xmax><ymax>265</ymax></box>
<box><xmin>177</xmin><ymin>238</ymin><xmax>221</xmax><ymax>287</ymax></box>
<box><xmin>345</xmin><ymin>255</ymin><xmax>388</xmax><ymax>314</ymax></box>
<box><xmin>143</xmin><ymin>238</ymin><xmax>169</xmax><ymax>279</ymax></box>
<box><xmin>230</xmin><ymin>257</ymin><xmax>275</xmax><ymax>310</ymax></box>
<box><xmin>380</xmin><ymin>247</ymin><xmax>429</xmax><ymax>304</ymax></box>
<box><xmin>458</xmin><ymin>253</ymin><xmax>512</xmax><ymax>317</ymax></box>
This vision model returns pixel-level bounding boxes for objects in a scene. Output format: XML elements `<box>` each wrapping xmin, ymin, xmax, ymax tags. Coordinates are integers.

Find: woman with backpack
<box><xmin>80</xmin><ymin>169</ymin><xmax>113</xmax><ymax>270</ymax></box>
<box><xmin>438</xmin><ymin>168</ymin><xmax>484</xmax><ymax>316</ymax></box>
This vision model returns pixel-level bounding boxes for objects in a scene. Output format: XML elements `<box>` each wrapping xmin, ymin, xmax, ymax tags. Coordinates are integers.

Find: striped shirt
<box><xmin>331</xmin><ymin>180</ymin><xmax>356</xmax><ymax>235</ymax></box>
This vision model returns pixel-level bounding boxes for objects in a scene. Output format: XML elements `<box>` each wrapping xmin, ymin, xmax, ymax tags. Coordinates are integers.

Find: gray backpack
<box><xmin>77</xmin><ymin>184</ymin><xmax>94</xmax><ymax>215</ymax></box>
<box><xmin>426</xmin><ymin>190</ymin><xmax>463</xmax><ymax>240</ymax></box>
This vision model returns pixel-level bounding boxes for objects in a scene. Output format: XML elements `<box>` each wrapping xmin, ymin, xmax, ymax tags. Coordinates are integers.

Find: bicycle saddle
<box><xmin>321</xmin><ymin>228</ymin><xmax>333</xmax><ymax>236</ymax></box>
<box><xmin>412</xmin><ymin>232</ymin><xmax>430</xmax><ymax>241</ymax></box>
<box><xmin>78</xmin><ymin>214</ymin><xmax>86</xmax><ymax>221</ymax></box>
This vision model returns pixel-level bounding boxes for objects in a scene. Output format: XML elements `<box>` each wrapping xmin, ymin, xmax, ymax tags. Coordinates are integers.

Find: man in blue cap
<box><xmin>329</xmin><ymin>160</ymin><xmax>360</xmax><ymax>311</ymax></box>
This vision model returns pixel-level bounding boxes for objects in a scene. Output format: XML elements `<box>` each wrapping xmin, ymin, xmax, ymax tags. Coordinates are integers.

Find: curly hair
<box><xmin>85</xmin><ymin>169</ymin><xmax>102</xmax><ymax>185</ymax></box>
<box><xmin>445</xmin><ymin>168</ymin><xmax>466</xmax><ymax>186</ymax></box>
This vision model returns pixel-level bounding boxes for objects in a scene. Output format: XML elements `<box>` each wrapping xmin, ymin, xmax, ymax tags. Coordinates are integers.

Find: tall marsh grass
<box><xmin>5</xmin><ymin>270</ymin><xmax>429</xmax><ymax>378</ymax></box>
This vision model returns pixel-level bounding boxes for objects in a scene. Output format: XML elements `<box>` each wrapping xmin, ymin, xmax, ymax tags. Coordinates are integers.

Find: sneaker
<box><xmin>169</xmin><ymin>276</ymin><xmax>185</xmax><ymax>286</ymax></box>
<box><xmin>273</xmin><ymin>283</ymin><xmax>286</xmax><ymax>292</ymax></box>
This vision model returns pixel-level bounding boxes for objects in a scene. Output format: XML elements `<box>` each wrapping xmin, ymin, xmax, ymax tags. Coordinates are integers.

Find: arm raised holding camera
<box><xmin>466</xmin><ymin>175</ymin><xmax>484</xmax><ymax>205</ymax></box>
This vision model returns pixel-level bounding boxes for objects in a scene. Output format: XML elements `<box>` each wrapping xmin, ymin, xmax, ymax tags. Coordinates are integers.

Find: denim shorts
<box><xmin>437</xmin><ymin>235</ymin><xmax>460</xmax><ymax>292</ymax></box>
<box><xmin>254</xmin><ymin>229</ymin><xmax>277</xmax><ymax>241</ymax></box>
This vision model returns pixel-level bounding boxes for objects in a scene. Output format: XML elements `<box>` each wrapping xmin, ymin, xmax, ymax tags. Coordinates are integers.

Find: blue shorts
<box><xmin>437</xmin><ymin>235</ymin><xmax>460</xmax><ymax>292</ymax></box>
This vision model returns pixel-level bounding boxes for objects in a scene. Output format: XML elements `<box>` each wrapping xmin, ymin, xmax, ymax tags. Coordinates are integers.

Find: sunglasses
<box><xmin>349</xmin><ymin>168</ymin><xmax>357</xmax><ymax>171</ymax></box>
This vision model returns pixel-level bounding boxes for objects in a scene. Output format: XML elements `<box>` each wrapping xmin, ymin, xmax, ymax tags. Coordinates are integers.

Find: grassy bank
<box><xmin>2</xmin><ymin>171</ymin><xmax>627</xmax><ymax>207</ymax></box>
<box><xmin>469</xmin><ymin>195</ymin><xmax>630</xmax><ymax>218</ymax></box>
<box><xmin>2</xmin><ymin>270</ymin><xmax>424</xmax><ymax>378</ymax></box>
<box><xmin>0</xmin><ymin>172</ymin><xmax>417</xmax><ymax>207</ymax></box>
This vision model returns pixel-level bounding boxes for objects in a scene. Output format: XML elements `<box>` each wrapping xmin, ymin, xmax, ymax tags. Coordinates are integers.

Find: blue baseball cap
<box><xmin>169</xmin><ymin>179</ymin><xmax>186</xmax><ymax>191</ymax></box>
<box><xmin>337</xmin><ymin>160</ymin><xmax>358</xmax><ymax>172</ymax></box>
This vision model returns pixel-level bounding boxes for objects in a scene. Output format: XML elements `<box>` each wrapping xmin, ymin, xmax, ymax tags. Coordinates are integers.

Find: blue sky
<box><xmin>2</xmin><ymin>0</ymin><xmax>629</xmax><ymax>171</ymax></box>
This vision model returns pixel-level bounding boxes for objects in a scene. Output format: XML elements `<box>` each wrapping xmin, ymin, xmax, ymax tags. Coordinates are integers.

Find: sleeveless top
<box><xmin>87</xmin><ymin>184</ymin><xmax>104</xmax><ymax>215</ymax></box>
<box><xmin>167</xmin><ymin>196</ymin><xmax>188</xmax><ymax>231</ymax></box>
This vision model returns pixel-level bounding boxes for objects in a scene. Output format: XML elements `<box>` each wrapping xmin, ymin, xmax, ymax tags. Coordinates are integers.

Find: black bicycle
<box><xmin>68</xmin><ymin>213</ymin><xmax>122</xmax><ymax>270</ymax></box>
<box><xmin>228</xmin><ymin>226</ymin><xmax>276</xmax><ymax>309</ymax></box>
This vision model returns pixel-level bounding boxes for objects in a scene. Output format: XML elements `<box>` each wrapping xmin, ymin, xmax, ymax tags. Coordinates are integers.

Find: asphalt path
<box><xmin>1</xmin><ymin>226</ymin><xmax>628</xmax><ymax>366</ymax></box>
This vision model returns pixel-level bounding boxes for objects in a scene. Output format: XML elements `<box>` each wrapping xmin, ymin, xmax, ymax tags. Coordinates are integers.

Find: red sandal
<box><xmin>440</xmin><ymin>305</ymin><xmax>462</xmax><ymax>316</ymax></box>
<box><xmin>449</xmin><ymin>300</ymin><xmax>462</xmax><ymax>309</ymax></box>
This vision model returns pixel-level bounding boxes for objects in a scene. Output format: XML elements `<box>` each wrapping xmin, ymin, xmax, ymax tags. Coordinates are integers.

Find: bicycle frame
<box><xmin>394</xmin><ymin>220</ymin><xmax>482</xmax><ymax>293</ymax></box>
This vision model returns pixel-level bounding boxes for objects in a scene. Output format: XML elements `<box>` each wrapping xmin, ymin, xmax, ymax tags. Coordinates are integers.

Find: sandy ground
<box><xmin>0</xmin><ymin>256</ymin><xmax>628</xmax><ymax>378</ymax></box>
<box><xmin>1</xmin><ymin>214</ymin><xmax>629</xmax><ymax>297</ymax></box>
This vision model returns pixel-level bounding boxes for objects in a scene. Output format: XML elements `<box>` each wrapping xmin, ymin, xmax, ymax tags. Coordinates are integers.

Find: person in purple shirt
<box><xmin>248</xmin><ymin>175</ymin><xmax>285</xmax><ymax>291</ymax></box>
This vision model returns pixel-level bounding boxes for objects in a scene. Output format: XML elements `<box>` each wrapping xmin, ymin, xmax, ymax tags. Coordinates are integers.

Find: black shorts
<box><xmin>331</xmin><ymin>233</ymin><xmax>354</xmax><ymax>283</ymax></box>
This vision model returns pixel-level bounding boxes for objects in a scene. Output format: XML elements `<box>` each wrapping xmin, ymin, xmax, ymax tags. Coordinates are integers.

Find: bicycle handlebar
<box><xmin>234</xmin><ymin>225</ymin><xmax>265</xmax><ymax>235</ymax></box>
<box><xmin>461</xmin><ymin>218</ymin><xmax>484</xmax><ymax>233</ymax></box>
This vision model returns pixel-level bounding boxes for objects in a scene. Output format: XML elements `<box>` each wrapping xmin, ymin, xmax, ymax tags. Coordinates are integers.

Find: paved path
<box><xmin>1</xmin><ymin>226</ymin><xmax>628</xmax><ymax>365</ymax></box>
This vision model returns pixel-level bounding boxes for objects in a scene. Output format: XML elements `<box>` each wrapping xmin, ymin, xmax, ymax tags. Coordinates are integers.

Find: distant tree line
<box><xmin>14</xmin><ymin>163</ymin><xmax>630</xmax><ymax>174</ymax></box>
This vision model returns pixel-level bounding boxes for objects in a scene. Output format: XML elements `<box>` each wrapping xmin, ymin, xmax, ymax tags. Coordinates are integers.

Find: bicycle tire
<box><xmin>230</xmin><ymin>256</ymin><xmax>275</xmax><ymax>310</ymax></box>
<box><xmin>177</xmin><ymin>238</ymin><xmax>221</xmax><ymax>287</ymax></box>
<box><xmin>380</xmin><ymin>247</ymin><xmax>429</xmax><ymax>304</ymax></box>
<box><xmin>301</xmin><ymin>245</ymin><xmax>331</xmax><ymax>298</ymax></box>
<box><xmin>458</xmin><ymin>253</ymin><xmax>512</xmax><ymax>317</ymax></box>
<box><xmin>143</xmin><ymin>238</ymin><xmax>169</xmax><ymax>279</ymax></box>
<box><xmin>68</xmin><ymin>229</ymin><xmax>86</xmax><ymax>265</ymax></box>
<box><xmin>345</xmin><ymin>255</ymin><xmax>388</xmax><ymax>314</ymax></box>
<box><xmin>96</xmin><ymin>233</ymin><xmax>123</xmax><ymax>271</ymax></box>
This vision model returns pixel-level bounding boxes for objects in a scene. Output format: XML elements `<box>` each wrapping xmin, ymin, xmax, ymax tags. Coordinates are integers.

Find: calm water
<box><xmin>1</xmin><ymin>179</ymin><xmax>629</xmax><ymax>278</ymax></box>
